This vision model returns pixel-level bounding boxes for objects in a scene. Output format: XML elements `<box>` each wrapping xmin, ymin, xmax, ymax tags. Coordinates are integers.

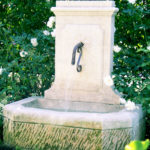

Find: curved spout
<box><xmin>71</xmin><ymin>42</ymin><xmax>84</xmax><ymax>65</ymax></box>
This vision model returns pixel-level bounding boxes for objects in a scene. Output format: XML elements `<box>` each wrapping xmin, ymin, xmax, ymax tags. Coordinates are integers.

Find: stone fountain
<box><xmin>3</xmin><ymin>0</ymin><xmax>145</xmax><ymax>149</ymax></box>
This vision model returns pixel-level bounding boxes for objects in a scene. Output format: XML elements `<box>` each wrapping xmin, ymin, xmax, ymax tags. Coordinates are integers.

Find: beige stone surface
<box><xmin>45</xmin><ymin>1</ymin><xmax>120</xmax><ymax>104</ymax></box>
<box><xmin>4</xmin><ymin>118</ymin><xmax>132</xmax><ymax>150</ymax></box>
<box><xmin>3</xmin><ymin>97</ymin><xmax>145</xmax><ymax>150</ymax></box>
<box><xmin>56</xmin><ymin>1</ymin><xmax>115</xmax><ymax>7</ymax></box>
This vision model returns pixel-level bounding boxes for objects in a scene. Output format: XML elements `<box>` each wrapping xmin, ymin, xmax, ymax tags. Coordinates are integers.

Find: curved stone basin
<box><xmin>3</xmin><ymin>97</ymin><xmax>144</xmax><ymax>150</ymax></box>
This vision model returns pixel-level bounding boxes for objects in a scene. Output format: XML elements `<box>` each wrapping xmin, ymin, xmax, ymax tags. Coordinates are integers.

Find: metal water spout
<box><xmin>71</xmin><ymin>42</ymin><xmax>84</xmax><ymax>72</ymax></box>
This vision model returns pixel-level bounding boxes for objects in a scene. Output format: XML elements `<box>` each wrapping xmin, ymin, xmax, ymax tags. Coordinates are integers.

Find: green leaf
<box><xmin>147</xmin><ymin>85</ymin><xmax>150</xmax><ymax>90</ymax></box>
<box><xmin>142</xmin><ymin>139</ymin><xmax>150</xmax><ymax>150</ymax></box>
<box><xmin>125</xmin><ymin>140</ymin><xmax>150</xmax><ymax>150</ymax></box>
<box><xmin>137</xmin><ymin>48</ymin><xmax>150</xmax><ymax>53</ymax></box>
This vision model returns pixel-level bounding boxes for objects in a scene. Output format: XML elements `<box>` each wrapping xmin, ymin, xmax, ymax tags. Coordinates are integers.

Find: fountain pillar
<box><xmin>45</xmin><ymin>1</ymin><xmax>121</xmax><ymax>104</ymax></box>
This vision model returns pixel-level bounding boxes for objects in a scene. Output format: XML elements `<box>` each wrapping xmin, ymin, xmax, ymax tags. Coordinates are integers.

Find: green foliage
<box><xmin>0</xmin><ymin>0</ymin><xmax>55</xmax><ymax>104</ymax></box>
<box><xmin>125</xmin><ymin>139</ymin><xmax>150</xmax><ymax>150</ymax></box>
<box><xmin>0</xmin><ymin>0</ymin><xmax>56</xmax><ymax>144</ymax></box>
<box><xmin>0</xmin><ymin>0</ymin><xmax>54</xmax><ymax>34</ymax></box>
<box><xmin>113</xmin><ymin>0</ymin><xmax>150</xmax><ymax>138</ymax></box>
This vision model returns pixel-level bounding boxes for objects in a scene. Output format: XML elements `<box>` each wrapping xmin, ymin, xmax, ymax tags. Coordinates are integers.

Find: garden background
<box><xmin>0</xmin><ymin>0</ymin><xmax>150</xmax><ymax>148</ymax></box>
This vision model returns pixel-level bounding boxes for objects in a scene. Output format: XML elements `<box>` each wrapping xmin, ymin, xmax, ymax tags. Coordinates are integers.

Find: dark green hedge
<box><xmin>114</xmin><ymin>0</ymin><xmax>150</xmax><ymax>138</ymax></box>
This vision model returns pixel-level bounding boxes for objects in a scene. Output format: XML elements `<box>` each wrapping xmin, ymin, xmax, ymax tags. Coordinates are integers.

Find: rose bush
<box><xmin>0</xmin><ymin>0</ymin><xmax>55</xmax><ymax>103</ymax></box>
<box><xmin>113</xmin><ymin>0</ymin><xmax>150</xmax><ymax>138</ymax></box>
<box><xmin>0</xmin><ymin>0</ymin><xmax>55</xmax><ymax>143</ymax></box>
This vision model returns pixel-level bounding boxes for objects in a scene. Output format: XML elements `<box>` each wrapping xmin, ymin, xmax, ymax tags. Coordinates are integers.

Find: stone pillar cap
<box><xmin>56</xmin><ymin>1</ymin><xmax>115</xmax><ymax>7</ymax></box>
<box><xmin>52</xmin><ymin>1</ymin><xmax>118</xmax><ymax>16</ymax></box>
<box><xmin>57</xmin><ymin>0</ymin><xmax>114</xmax><ymax>1</ymax></box>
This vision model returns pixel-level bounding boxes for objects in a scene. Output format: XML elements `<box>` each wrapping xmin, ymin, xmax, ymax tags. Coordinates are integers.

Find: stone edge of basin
<box><xmin>3</xmin><ymin>96</ymin><xmax>144</xmax><ymax>130</ymax></box>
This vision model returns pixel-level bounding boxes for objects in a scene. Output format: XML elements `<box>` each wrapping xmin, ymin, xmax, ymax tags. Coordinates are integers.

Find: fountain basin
<box><xmin>3</xmin><ymin>97</ymin><xmax>145</xmax><ymax>150</ymax></box>
<box><xmin>23</xmin><ymin>97</ymin><xmax>124</xmax><ymax>113</ymax></box>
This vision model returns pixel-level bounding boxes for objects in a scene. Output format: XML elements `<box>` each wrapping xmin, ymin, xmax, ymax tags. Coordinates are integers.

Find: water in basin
<box><xmin>23</xmin><ymin>98</ymin><xmax>124</xmax><ymax>113</ymax></box>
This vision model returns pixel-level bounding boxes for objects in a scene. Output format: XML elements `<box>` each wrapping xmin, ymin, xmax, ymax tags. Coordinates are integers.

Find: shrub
<box><xmin>0</xmin><ymin>0</ymin><xmax>55</xmax><ymax>142</ymax></box>
<box><xmin>0</xmin><ymin>0</ymin><xmax>55</xmax><ymax>103</ymax></box>
<box><xmin>114</xmin><ymin>0</ymin><xmax>150</xmax><ymax>138</ymax></box>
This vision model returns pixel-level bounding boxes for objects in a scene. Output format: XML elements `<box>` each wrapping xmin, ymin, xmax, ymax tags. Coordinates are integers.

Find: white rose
<box><xmin>49</xmin><ymin>16</ymin><xmax>55</xmax><ymax>23</ymax></box>
<box><xmin>31</xmin><ymin>38</ymin><xmax>38</xmax><ymax>47</ymax></box>
<box><xmin>20</xmin><ymin>50</ymin><xmax>28</xmax><ymax>57</ymax></box>
<box><xmin>47</xmin><ymin>20</ymin><xmax>53</xmax><ymax>28</ymax></box>
<box><xmin>8</xmin><ymin>72</ymin><xmax>13</xmax><ymax>78</ymax></box>
<box><xmin>128</xmin><ymin>0</ymin><xmax>136</xmax><ymax>4</ymax></box>
<box><xmin>47</xmin><ymin>17</ymin><xmax>55</xmax><ymax>28</ymax></box>
<box><xmin>43</xmin><ymin>30</ymin><xmax>50</xmax><ymax>36</ymax></box>
<box><xmin>114</xmin><ymin>45</ymin><xmax>121</xmax><ymax>53</ymax></box>
<box><xmin>112</xmin><ymin>75</ymin><xmax>115</xmax><ymax>79</ymax></box>
<box><xmin>104</xmin><ymin>76</ymin><xmax>114</xmax><ymax>86</ymax></box>
<box><xmin>125</xmin><ymin>100</ymin><xmax>138</xmax><ymax>110</ymax></box>
<box><xmin>128</xmin><ymin>81</ymin><xmax>133</xmax><ymax>87</ymax></box>
<box><xmin>120</xmin><ymin>98</ymin><xmax>126</xmax><ymax>104</ymax></box>
<box><xmin>51</xmin><ymin>29</ymin><xmax>56</xmax><ymax>37</ymax></box>
<box><xmin>147</xmin><ymin>46</ymin><xmax>150</xmax><ymax>50</ymax></box>
<box><xmin>14</xmin><ymin>73</ymin><xmax>20</xmax><ymax>82</ymax></box>
<box><xmin>0</xmin><ymin>67</ymin><xmax>3</xmax><ymax>75</ymax></box>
